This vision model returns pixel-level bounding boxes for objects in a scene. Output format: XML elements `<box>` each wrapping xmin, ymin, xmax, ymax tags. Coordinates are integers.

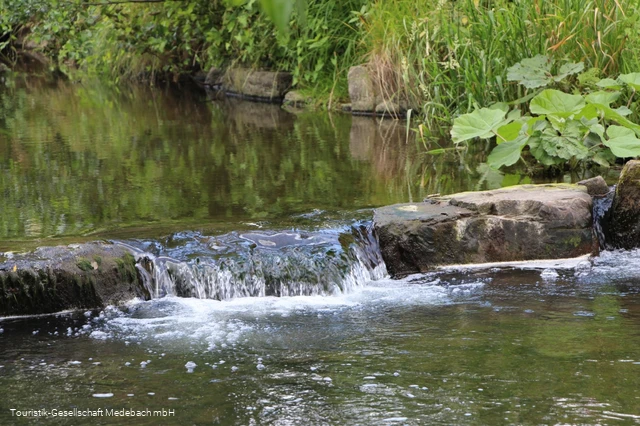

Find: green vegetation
<box><xmin>362</xmin><ymin>0</ymin><xmax>640</xmax><ymax>123</ymax></box>
<box><xmin>452</xmin><ymin>56</ymin><xmax>640</xmax><ymax>171</ymax></box>
<box><xmin>0</xmin><ymin>0</ymin><xmax>364</xmax><ymax>99</ymax></box>
<box><xmin>3</xmin><ymin>0</ymin><xmax>639</xmax><ymax>108</ymax></box>
<box><xmin>3</xmin><ymin>0</ymin><xmax>640</xmax><ymax>171</ymax></box>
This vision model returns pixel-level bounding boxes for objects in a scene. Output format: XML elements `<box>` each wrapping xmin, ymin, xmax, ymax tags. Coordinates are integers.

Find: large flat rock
<box><xmin>374</xmin><ymin>184</ymin><xmax>594</xmax><ymax>276</ymax></box>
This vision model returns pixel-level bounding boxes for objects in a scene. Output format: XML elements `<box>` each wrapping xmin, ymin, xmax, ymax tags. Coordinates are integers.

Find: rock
<box><xmin>375</xmin><ymin>202</ymin><xmax>476</xmax><ymax>276</ymax></box>
<box><xmin>283</xmin><ymin>90</ymin><xmax>307</xmax><ymax>108</ymax></box>
<box><xmin>578</xmin><ymin>176</ymin><xmax>610</xmax><ymax>197</ymax></box>
<box><xmin>223</xmin><ymin>68</ymin><xmax>292</xmax><ymax>102</ymax></box>
<box><xmin>348</xmin><ymin>66</ymin><xmax>375</xmax><ymax>112</ymax></box>
<box><xmin>605</xmin><ymin>160</ymin><xmax>640</xmax><ymax>249</ymax></box>
<box><xmin>205</xmin><ymin>66</ymin><xmax>224</xmax><ymax>88</ymax></box>
<box><xmin>375</xmin><ymin>101</ymin><xmax>404</xmax><ymax>117</ymax></box>
<box><xmin>374</xmin><ymin>184</ymin><xmax>594</xmax><ymax>276</ymax></box>
<box><xmin>0</xmin><ymin>243</ymin><xmax>150</xmax><ymax>316</ymax></box>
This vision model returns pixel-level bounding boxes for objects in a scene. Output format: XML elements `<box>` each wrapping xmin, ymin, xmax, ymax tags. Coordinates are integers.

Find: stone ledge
<box><xmin>374</xmin><ymin>184</ymin><xmax>595</xmax><ymax>277</ymax></box>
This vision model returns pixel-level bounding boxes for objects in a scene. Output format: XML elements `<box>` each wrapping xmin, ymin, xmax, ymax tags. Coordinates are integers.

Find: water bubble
<box><xmin>323</xmin><ymin>377</ymin><xmax>332</xmax><ymax>382</ymax></box>
<box><xmin>231</xmin><ymin>366</ymin><xmax>239</xmax><ymax>372</ymax></box>
<box><xmin>92</xmin><ymin>393</ymin><xmax>114</xmax><ymax>398</ymax></box>
<box><xmin>148</xmin><ymin>392</ymin><xmax>155</xmax><ymax>396</ymax></box>
<box><xmin>140</xmin><ymin>361</ymin><xmax>149</xmax><ymax>368</ymax></box>
<box><xmin>68</xmin><ymin>361</ymin><xmax>82</xmax><ymax>365</ymax></box>
<box><xmin>256</xmin><ymin>363</ymin><xmax>265</xmax><ymax>370</ymax></box>
<box><xmin>125</xmin><ymin>362</ymin><xmax>131</xmax><ymax>366</ymax></box>
<box><xmin>185</xmin><ymin>361</ymin><xmax>197</xmax><ymax>373</ymax></box>
<box><xmin>363</xmin><ymin>376</ymin><xmax>376</xmax><ymax>380</ymax></box>
<box><xmin>393</xmin><ymin>372</ymin><xmax>400</xmax><ymax>377</ymax></box>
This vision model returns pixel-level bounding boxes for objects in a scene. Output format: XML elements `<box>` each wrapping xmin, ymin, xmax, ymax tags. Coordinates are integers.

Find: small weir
<box><xmin>124</xmin><ymin>221</ymin><xmax>387</xmax><ymax>301</ymax></box>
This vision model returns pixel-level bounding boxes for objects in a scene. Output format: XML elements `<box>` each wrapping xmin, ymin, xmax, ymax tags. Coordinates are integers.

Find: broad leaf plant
<box><xmin>451</xmin><ymin>55</ymin><xmax>640</xmax><ymax>170</ymax></box>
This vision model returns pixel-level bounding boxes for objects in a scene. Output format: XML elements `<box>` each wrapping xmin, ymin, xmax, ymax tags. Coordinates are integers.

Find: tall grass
<box><xmin>361</xmin><ymin>0</ymin><xmax>640</xmax><ymax>130</ymax></box>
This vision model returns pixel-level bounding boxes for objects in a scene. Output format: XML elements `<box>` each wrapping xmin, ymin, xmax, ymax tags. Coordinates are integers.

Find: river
<box><xmin>0</xmin><ymin>76</ymin><xmax>639</xmax><ymax>425</ymax></box>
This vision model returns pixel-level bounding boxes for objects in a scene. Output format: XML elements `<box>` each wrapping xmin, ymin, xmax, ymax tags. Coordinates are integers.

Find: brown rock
<box><xmin>374</xmin><ymin>184</ymin><xmax>594</xmax><ymax>276</ymax></box>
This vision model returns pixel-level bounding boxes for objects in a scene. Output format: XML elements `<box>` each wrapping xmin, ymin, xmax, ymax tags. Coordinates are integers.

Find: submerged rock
<box><xmin>606</xmin><ymin>160</ymin><xmax>640</xmax><ymax>249</ymax></box>
<box><xmin>375</xmin><ymin>184</ymin><xmax>594</xmax><ymax>276</ymax></box>
<box><xmin>0</xmin><ymin>243</ymin><xmax>149</xmax><ymax>316</ymax></box>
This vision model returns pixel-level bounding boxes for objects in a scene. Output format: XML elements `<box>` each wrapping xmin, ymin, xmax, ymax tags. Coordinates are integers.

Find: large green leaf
<box><xmin>585</xmin><ymin>91</ymin><xmax>621</xmax><ymax>106</ymax></box>
<box><xmin>506</xmin><ymin>55</ymin><xmax>552</xmax><ymax>89</ymax></box>
<box><xmin>529</xmin><ymin>136</ymin><xmax>565</xmax><ymax>166</ymax></box>
<box><xmin>259</xmin><ymin>0</ymin><xmax>295</xmax><ymax>34</ymax></box>
<box><xmin>592</xmin><ymin>149</ymin><xmax>615</xmax><ymax>167</ymax></box>
<box><xmin>487</xmin><ymin>136</ymin><xmax>528</xmax><ymax>169</ymax></box>
<box><xmin>539</xmin><ymin>127</ymin><xmax>589</xmax><ymax>161</ymax></box>
<box><xmin>619</xmin><ymin>73</ymin><xmax>640</xmax><ymax>91</ymax></box>
<box><xmin>554</xmin><ymin>62</ymin><xmax>585</xmax><ymax>81</ymax></box>
<box><xmin>600</xmin><ymin>106</ymin><xmax>640</xmax><ymax>136</ymax></box>
<box><xmin>451</xmin><ymin>108</ymin><xmax>510</xmax><ymax>144</ymax></box>
<box><xmin>596</xmin><ymin>78</ymin><xmax>623</xmax><ymax>90</ymax></box>
<box><xmin>496</xmin><ymin>121</ymin><xmax>524</xmax><ymax>143</ymax></box>
<box><xmin>530</xmin><ymin>89</ymin><xmax>585</xmax><ymax>118</ymax></box>
<box><xmin>605</xmin><ymin>125</ymin><xmax>640</xmax><ymax>157</ymax></box>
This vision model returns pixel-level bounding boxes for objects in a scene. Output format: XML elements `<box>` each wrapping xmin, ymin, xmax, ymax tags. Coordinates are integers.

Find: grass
<box><xmin>360</xmin><ymin>0</ymin><xmax>640</xmax><ymax>132</ymax></box>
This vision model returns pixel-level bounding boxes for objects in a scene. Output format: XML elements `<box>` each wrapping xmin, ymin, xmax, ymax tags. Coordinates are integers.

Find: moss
<box><xmin>115</xmin><ymin>252</ymin><xmax>137</xmax><ymax>283</ymax></box>
<box><xmin>76</xmin><ymin>257</ymin><xmax>94</xmax><ymax>272</ymax></box>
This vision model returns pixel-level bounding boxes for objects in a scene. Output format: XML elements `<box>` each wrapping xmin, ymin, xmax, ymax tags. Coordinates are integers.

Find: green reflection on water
<box><xmin>0</xmin><ymin>77</ymin><xmax>616</xmax><ymax>250</ymax></box>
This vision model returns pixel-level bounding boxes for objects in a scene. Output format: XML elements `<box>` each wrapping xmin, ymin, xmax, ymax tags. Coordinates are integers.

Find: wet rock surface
<box><xmin>0</xmin><ymin>243</ymin><xmax>149</xmax><ymax>316</ymax></box>
<box><xmin>605</xmin><ymin>160</ymin><xmax>640</xmax><ymax>249</ymax></box>
<box><xmin>375</xmin><ymin>184</ymin><xmax>594</xmax><ymax>276</ymax></box>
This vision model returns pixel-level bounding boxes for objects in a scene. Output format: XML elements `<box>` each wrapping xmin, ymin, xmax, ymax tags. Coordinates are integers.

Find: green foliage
<box><xmin>452</xmin><ymin>57</ymin><xmax>640</xmax><ymax>171</ymax></box>
<box><xmin>1</xmin><ymin>0</ymin><xmax>364</xmax><ymax>99</ymax></box>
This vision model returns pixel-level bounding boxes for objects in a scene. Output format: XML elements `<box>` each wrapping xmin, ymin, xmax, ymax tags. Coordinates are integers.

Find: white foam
<box><xmin>438</xmin><ymin>254</ymin><xmax>591</xmax><ymax>272</ymax></box>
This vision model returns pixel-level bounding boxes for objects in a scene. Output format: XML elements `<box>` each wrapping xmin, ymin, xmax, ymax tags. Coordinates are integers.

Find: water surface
<box><xmin>0</xmin><ymin>77</ymin><xmax>637</xmax><ymax>426</ymax></box>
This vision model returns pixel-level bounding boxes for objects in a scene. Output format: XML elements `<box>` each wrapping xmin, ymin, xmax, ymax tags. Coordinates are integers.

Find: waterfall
<box><xmin>126</xmin><ymin>221</ymin><xmax>387</xmax><ymax>300</ymax></box>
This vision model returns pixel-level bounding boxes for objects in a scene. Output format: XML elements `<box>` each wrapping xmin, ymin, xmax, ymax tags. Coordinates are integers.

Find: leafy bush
<box><xmin>451</xmin><ymin>56</ymin><xmax>640</xmax><ymax>171</ymax></box>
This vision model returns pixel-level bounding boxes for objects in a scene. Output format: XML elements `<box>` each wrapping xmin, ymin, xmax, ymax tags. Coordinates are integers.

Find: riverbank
<box><xmin>3</xmin><ymin>0</ymin><xmax>639</xmax><ymax>124</ymax></box>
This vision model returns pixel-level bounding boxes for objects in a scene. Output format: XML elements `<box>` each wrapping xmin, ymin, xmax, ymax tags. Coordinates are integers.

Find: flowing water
<box><xmin>1</xmin><ymin>76</ymin><xmax>639</xmax><ymax>425</ymax></box>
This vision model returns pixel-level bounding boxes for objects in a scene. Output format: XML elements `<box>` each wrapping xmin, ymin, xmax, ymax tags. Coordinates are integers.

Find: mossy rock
<box><xmin>0</xmin><ymin>243</ymin><xmax>150</xmax><ymax>316</ymax></box>
<box><xmin>606</xmin><ymin>160</ymin><xmax>640</xmax><ymax>249</ymax></box>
